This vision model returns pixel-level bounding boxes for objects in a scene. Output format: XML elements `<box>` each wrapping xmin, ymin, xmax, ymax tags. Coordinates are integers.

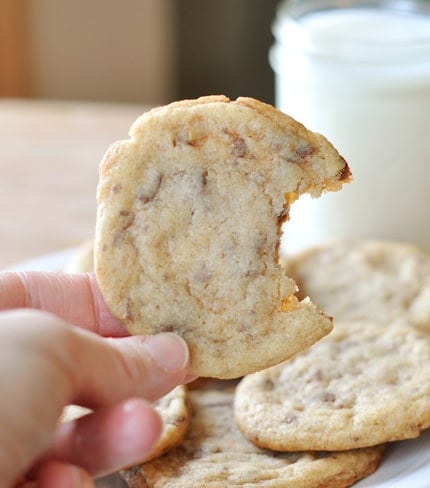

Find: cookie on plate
<box><xmin>61</xmin><ymin>385</ymin><xmax>190</xmax><ymax>463</ymax></box>
<box><xmin>94</xmin><ymin>95</ymin><xmax>351</xmax><ymax>379</ymax></box>
<box><xmin>282</xmin><ymin>239</ymin><xmax>430</xmax><ymax>328</ymax></box>
<box><xmin>122</xmin><ymin>385</ymin><xmax>384</xmax><ymax>487</ymax></box>
<box><xmin>144</xmin><ymin>385</ymin><xmax>190</xmax><ymax>462</ymax></box>
<box><xmin>234</xmin><ymin>320</ymin><xmax>430</xmax><ymax>451</ymax></box>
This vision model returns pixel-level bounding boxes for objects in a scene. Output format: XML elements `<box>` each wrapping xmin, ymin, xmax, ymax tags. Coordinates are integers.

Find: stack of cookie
<box><xmin>121</xmin><ymin>379</ymin><xmax>384</xmax><ymax>487</ymax></box>
<box><xmin>120</xmin><ymin>240</ymin><xmax>430</xmax><ymax>487</ymax></box>
<box><xmin>63</xmin><ymin>244</ymin><xmax>384</xmax><ymax>487</ymax></box>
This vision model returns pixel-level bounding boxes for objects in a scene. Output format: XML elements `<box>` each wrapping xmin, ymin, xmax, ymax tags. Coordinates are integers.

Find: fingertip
<box><xmin>119</xmin><ymin>398</ymin><xmax>163</xmax><ymax>449</ymax></box>
<box><xmin>142</xmin><ymin>333</ymin><xmax>190</xmax><ymax>373</ymax></box>
<box><xmin>96</xmin><ymin>398</ymin><xmax>163</xmax><ymax>473</ymax></box>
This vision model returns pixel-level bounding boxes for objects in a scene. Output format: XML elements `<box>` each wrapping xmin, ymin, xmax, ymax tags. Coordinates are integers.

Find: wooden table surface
<box><xmin>0</xmin><ymin>98</ymin><xmax>150</xmax><ymax>269</ymax></box>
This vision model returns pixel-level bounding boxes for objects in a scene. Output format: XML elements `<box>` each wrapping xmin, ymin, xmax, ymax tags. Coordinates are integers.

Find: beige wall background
<box><xmin>0</xmin><ymin>0</ymin><xmax>278</xmax><ymax>105</ymax></box>
<box><xmin>26</xmin><ymin>0</ymin><xmax>176</xmax><ymax>104</ymax></box>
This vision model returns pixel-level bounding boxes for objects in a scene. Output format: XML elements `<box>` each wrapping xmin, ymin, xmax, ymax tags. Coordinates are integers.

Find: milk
<box><xmin>271</xmin><ymin>3</ymin><xmax>430</xmax><ymax>254</ymax></box>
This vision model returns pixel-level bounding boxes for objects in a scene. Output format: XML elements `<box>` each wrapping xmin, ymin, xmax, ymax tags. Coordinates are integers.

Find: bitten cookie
<box><xmin>122</xmin><ymin>385</ymin><xmax>384</xmax><ymax>488</ymax></box>
<box><xmin>234</xmin><ymin>320</ymin><xmax>430</xmax><ymax>451</ymax></box>
<box><xmin>282</xmin><ymin>239</ymin><xmax>430</xmax><ymax>328</ymax></box>
<box><xmin>95</xmin><ymin>95</ymin><xmax>351</xmax><ymax>378</ymax></box>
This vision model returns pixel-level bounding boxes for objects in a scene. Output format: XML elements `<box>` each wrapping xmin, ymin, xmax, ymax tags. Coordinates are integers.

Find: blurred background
<box><xmin>1</xmin><ymin>0</ymin><xmax>279</xmax><ymax>105</ymax></box>
<box><xmin>0</xmin><ymin>0</ymin><xmax>280</xmax><ymax>268</ymax></box>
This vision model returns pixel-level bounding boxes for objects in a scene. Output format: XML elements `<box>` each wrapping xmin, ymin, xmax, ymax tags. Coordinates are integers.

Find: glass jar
<box><xmin>271</xmin><ymin>0</ymin><xmax>430</xmax><ymax>254</ymax></box>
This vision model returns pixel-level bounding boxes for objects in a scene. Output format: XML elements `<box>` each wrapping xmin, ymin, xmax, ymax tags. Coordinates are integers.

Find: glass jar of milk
<box><xmin>271</xmin><ymin>0</ymin><xmax>430</xmax><ymax>254</ymax></box>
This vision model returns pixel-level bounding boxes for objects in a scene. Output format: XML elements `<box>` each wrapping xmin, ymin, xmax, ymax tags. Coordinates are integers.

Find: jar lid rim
<box><xmin>276</xmin><ymin>0</ymin><xmax>430</xmax><ymax>20</ymax></box>
<box><xmin>273</xmin><ymin>1</ymin><xmax>430</xmax><ymax>64</ymax></box>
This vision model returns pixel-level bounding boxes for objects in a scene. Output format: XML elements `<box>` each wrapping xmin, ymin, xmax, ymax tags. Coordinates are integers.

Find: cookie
<box><xmin>123</xmin><ymin>386</ymin><xmax>384</xmax><ymax>487</ymax></box>
<box><xmin>121</xmin><ymin>467</ymin><xmax>150</xmax><ymax>488</ymax></box>
<box><xmin>63</xmin><ymin>239</ymin><xmax>95</xmax><ymax>273</ymax></box>
<box><xmin>61</xmin><ymin>385</ymin><xmax>190</xmax><ymax>463</ymax></box>
<box><xmin>144</xmin><ymin>385</ymin><xmax>190</xmax><ymax>462</ymax></box>
<box><xmin>94</xmin><ymin>95</ymin><xmax>351</xmax><ymax>378</ymax></box>
<box><xmin>282</xmin><ymin>239</ymin><xmax>430</xmax><ymax>328</ymax></box>
<box><xmin>234</xmin><ymin>320</ymin><xmax>430</xmax><ymax>451</ymax></box>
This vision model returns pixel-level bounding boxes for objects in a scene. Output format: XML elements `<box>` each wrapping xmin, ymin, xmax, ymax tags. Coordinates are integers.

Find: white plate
<box><xmin>5</xmin><ymin>250</ymin><xmax>430</xmax><ymax>487</ymax></box>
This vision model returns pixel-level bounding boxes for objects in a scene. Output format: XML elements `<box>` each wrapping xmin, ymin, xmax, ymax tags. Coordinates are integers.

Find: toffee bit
<box><xmin>281</xmin><ymin>294</ymin><xmax>300</xmax><ymax>312</ymax></box>
<box><xmin>119</xmin><ymin>210</ymin><xmax>135</xmax><ymax>231</ymax></box>
<box><xmin>285</xmin><ymin>190</ymin><xmax>299</xmax><ymax>205</ymax></box>
<box><xmin>285</xmin><ymin>415</ymin><xmax>297</xmax><ymax>424</ymax></box>
<box><xmin>232</xmin><ymin>136</ymin><xmax>248</xmax><ymax>158</ymax></box>
<box><xmin>296</xmin><ymin>144</ymin><xmax>316</xmax><ymax>159</ymax></box>
<box><xmin>125</xmin><ymin>299</ymin><xmax>135</xmax><ymax>323</ymax></box>
<box><xmin>138</xmin><ymin>174</ymin><xmax>163</xmax><ymax>204</ymax></box>
<box><xmin>337</xmin><ymin>160</ymin><xmax>352</xmax><ymax>181</ymax></box>
<box><xmin>322</xmin><ymin>392</ymin><xmax>336</xmax><ymax>403</ymax></box>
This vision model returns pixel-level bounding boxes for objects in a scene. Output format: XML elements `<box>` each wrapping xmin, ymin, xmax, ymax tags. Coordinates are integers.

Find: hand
<box><xmin>0</xmin><ymin>271</ymin><xmax>192</xmax><ymax>487</ymax></box>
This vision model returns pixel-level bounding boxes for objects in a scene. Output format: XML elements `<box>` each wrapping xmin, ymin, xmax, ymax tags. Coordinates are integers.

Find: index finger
<box><xmin>0</xmin><ymin>271</ymin><xmax>127</xmax><ymax>337</ymax></box>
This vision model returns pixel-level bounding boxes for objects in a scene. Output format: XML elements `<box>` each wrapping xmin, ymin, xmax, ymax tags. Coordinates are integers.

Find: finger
<box><xmin>0</xmin><ymin>271</ymin><xmax>126</xmax><ymax>337</ymax></box>
<box><xmin>75</xmin><ymin>333</ymin><xmax>191</xmax><ymax>407</ymax></box>
<box><xmin>38</xmin><ymin>399</ymin><xmax>162</xmax><ymax>477</ymax></box>
<box><xmin>1</xmin><ymin>310</ymin><xmax>190</xmax><ymax>408</ymax></box>
<box><xmin>35</xmin><ymin>461</ymin><xmax>93</xmax><ymax>488</ymax></box>
<box><xmin>80</xmin><ymin>335</ymin><xmax>190</xmax><ymax>407</ymax></box>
